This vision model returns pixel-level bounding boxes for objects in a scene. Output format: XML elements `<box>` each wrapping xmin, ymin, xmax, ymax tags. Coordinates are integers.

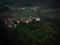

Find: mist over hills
<box><xmin>0</xmin><ymin>0</ymin><xmax>60</xmax><ymax>17</ymax></box>
<box><xmin>0</xmin><ymin>0</ymin><xmax>60</xmax><ymax>7</ymax></box>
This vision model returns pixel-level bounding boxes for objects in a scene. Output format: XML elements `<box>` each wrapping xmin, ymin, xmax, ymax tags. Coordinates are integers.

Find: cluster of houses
<box><xmin>16</xmin><ymin>7</ymin><xmax>38</xmax><ymax>11</ymax></box>
<box><xmin>4</xmin><ymin>16</ymin><xmax>41</xmax><ymax>28</ymax></box>
<box><xmin>6</xmin><ymin>4</ymin><xmax>38</xmax><ymax>11</ymax></box>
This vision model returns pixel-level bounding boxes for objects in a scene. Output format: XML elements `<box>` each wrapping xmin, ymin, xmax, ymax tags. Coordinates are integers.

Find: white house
<box><xmin>17</xmin><ymin>20</ymin><xmax>20</xmax><ymax>24</ymax></box>
<box><xmin>13</xmin><ymin>24</ymin><xmax>17</xmax><ymax>28</ymax></box>
<box><xmin>8</xmin><ymin>24</ymin><xmax>13</xmax><ymax>28</ymax></box>
<box><xmin>35</xmin><ymin>17</ymin><xmax>41</xmax><ymax>21</ymax></box>
<box><xmin>22</xmin><ymin>7</ymin><xmax>26</xmax><ymax>10</ymax></box>
<box><xmin>5</xmin><ymin>21</ymin><xmax>8</xmax><ymax>24</ymax></box>
<box><xmin>31</xmin><ymin>7</ymin><xmax>38</xmax><ymax>11</ymax></box>
<box><xmin>25</xmin><ymin>20</ymin><xmax>29</xmax><ymax>24</ymax></box>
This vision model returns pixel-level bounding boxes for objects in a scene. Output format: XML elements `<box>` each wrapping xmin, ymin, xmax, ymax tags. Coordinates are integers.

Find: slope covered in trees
<box><xmin>0</xmin><ymin>16</ymin><xmax>60</xmax><ymax>45</ymax></box>
<box><xmin>0</xmin><ymin>0</ymin><xmax>60</xmax><ymax>45</ymax></box>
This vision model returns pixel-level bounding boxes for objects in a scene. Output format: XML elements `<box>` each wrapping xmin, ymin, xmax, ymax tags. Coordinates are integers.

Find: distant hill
<box><xmin>0</xmin><ymin>0</ymin><xmax>60</xmax><ymax>18</ymax></box>
<box><xmin>0</xmin><ymin>4</ymin><xmax>10</xmax><ymax>14</ymax></box>
<box><xmin>0</xmin><ymin>0</ymin><xmax>60</xmax><ymax>8</ymax></box>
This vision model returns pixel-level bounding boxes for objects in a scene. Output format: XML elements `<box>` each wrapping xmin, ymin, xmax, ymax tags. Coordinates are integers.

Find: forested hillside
<box><xmin>0</xmin><ymin>0</ymin><xmax>60</xmax><ymax>45</ymax></box>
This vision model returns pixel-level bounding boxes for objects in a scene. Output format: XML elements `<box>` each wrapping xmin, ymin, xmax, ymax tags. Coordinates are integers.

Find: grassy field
<box><xmin>2</xmin><ymin>6</ymin><xmax>60</xmax><ymax>18</ymax></box>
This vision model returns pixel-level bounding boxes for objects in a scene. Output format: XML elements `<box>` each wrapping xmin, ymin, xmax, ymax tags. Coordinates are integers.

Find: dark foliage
<box><xmin>0</xmin><ymin>16</ymin><xmax>60</xmax><ymax>45</ymax></box>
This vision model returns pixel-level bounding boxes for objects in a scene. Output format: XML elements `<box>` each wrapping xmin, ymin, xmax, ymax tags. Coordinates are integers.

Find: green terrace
<box><xmin>0</xmin><ymin>15</ymin><xmax>60</xmax><ymax>45</ymax></box>
<box><xmin>2</xmin><ymin>6</ymin><xmax>60</xmax><ymax>18</ymax></box>
<box><xmin>0</xmin><ymin>6</ymin><xmax>60</xmax><ymax>45</ymax></box>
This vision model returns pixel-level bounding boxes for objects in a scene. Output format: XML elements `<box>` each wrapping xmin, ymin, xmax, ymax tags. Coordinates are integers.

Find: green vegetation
<box><xmin>2</xmin><ymin>6</ymin><xmax>60</xmax><ymax>19</ymax></box>
<box><xmin>0</xmin><ymin>6</ymin><xmax>60</xmax><ymax>45</ymax></box>
<box><xmin>0</xmin><ymin>18</ymin><xmax>60</xmax><ymax>45</ymax></box>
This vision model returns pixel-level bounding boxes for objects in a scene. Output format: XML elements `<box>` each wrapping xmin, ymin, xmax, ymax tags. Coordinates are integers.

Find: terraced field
<box><xmin>0</xmin><ymin>6</ymin><xmax>60</xmax><ymax>45</ymax></box>
<box><xmin>2</xmin><ymin>7</ymin><xmax>60</xmax><ymax>18</ymax></box>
